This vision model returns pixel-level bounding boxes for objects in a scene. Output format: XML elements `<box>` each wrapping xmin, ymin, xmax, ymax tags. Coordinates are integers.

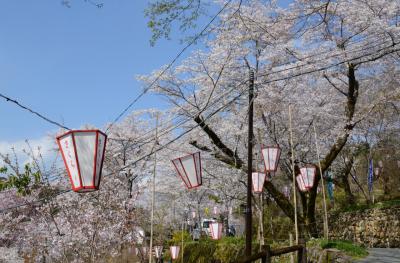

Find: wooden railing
<box><xmin>238</xmin><ymin>243</ymin><xmax>307</xmax><ymax>263</ymax></box>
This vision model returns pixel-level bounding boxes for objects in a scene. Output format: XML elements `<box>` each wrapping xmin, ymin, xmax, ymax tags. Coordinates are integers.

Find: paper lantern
<box><xmin>57</xmin><ymin>130</ymin><xmax>107</xmax><ymax>193</ymax></box>
<box><xmin>154</xmin><ymin>246</ymin><xmax>163</xmax><ymax>258</ymax></box>
<box><xmin>283</xmin><ymin>186</ymin><xmax>291</xmax><ymax>199</ymax></box>
<box><xmin>210</xmin><ymin>222</ymin><xmax>223</xmax><ymax>240</ymax></box>
<box><xmin>297</xmin><ymin>165</ymin><xmax>316</xmax><ymax>192</ymax></box>
<box><xmin>171</xmin><ymin>152</ymin><xmax>202</xmax><ymax>189</ymax></box>
<box><xmin>170</xmin><ymin>246</ymin><xmax>180</xmax><ymax>260</ymax></box>
<box><xmin>134</xmin><ymin>247</ymin><xmax>139</xmax><ymax>256</ymax></box>
<box><xmin>213</xmin><ymin>206</ymin><xmax>219</xmax><ymax>215</ymax></box>
<box><xmin>374</xmin><ymin>167</ymin><xmax>380</xmax><ymax>176</ymax></box>
<box><xmin>141</xmin><ymin>247</ymin><xmax>149</xmax><ymax>257</ymax></box>
<box><xmin>378</xmin><ymin>160</ymin><xmax>383</xmax><ymax>168</ymax></box>
<box><xmin>191</xmin><ymin>211</ymin><xmax>196</xmax><ymax>219</ymax></box>
<box><xmin>261</xmin><ymin>146</ymin><xmax>281</xmax><ymax>172</ymax></box>
<box><xmin>252</xmin><ymin>172</ymin><xmax>266</xmax><ymax>193</ymax></box>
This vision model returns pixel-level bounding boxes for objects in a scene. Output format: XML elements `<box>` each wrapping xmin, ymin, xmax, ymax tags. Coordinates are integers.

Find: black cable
<box><xmin>2</xmin><ymin>36</ymin><xmax>399</xmax><ymax>212</ymax></box>
<box><xmin>104</xmin><ymin>0</ymin><xmax>234</xmax><ymax>133</ymax></box>
<box><xmin>0</xmin><ymin>93</ymin><xmax>70</xmax><ymax>130</ymax></box>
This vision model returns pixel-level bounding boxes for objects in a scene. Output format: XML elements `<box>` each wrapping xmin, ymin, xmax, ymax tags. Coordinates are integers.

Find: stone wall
<box><xmin>328</xmin><ymin>205</ymin><xmax>400</xmax><ymax>248</ymax></box>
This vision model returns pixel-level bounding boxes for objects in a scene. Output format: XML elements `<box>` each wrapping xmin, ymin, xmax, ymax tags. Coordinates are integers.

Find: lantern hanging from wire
<box><xmin>171</xmin><ymin>152</ymin><xmax>202</xmax><ymax>189</ymax></box>
<box><xmin>283</xmin><ymin>186</ymin><xmax>291</xmax><ymax>199</ymax></box>
<box><xmin>296</xmin><ymin>165</ymin><xmax>316</xmax><ymax>192</ymax></box>
<box><xmin>210</xmin><ymin>222</ymin><xmax>223</xmax><ymax>240</ymax></box>
<box><xmin>213</xmin><ymin>206</ymin><xmax>219</xmax><ymax>216</ymax></box>
<box><xmin>191</xmin><ymin>211</ymin><xmax>196</xmax><ymax>219</ymax></box>
<box><xmin>57</xmin><ymin>130</ymin><xmax>107</xmax><ymax>193</ymax></box>
<box><xmin>252</xmin><ymin>172</ymin><xmax>266</xmax><ymax>193</ymax></box>
<box><xmin>261</xmin><ymin>146</ymin><xmax>281</xmax><ymax>174</ymax></box>
<box><xmin>154</xmin><ymin>246</ymin><xmax>163</xmax><ymax>259</ymax></box>
<box><xmin>170</xmin><ymin>246</ymin><xmax>180</xmax><ymax>260</ymax></box>
<box><xmin>374</xmin><ymin>167</ymin><xmax>380</xmax><ymax>176</ymax></box>
<box><xmin>141</xmin><ymin>247</ymin><xmax>149</xmax><ymax>257</ymax></box>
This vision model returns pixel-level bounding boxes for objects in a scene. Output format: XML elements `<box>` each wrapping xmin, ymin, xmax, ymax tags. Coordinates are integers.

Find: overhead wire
<box><xmin>0</xmin><ymin>93</ymin><xmax>70</xmax><ymax>131</ymax></box>
<box><xmin>104</xmin><ymin>0</ymin><xmax>234</xmax><ymax>134</ymax></box>
<box><xmin>1</xmin><ymin>34</ymin><xmax>399</xmax><ymax>213</ymax></box>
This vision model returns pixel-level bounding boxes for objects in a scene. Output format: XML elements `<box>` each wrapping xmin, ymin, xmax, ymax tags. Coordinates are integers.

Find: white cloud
<box><xmin>0</xmin><ymin>135</ymin><xmax>58</xmax><ymax>168</ymax></box>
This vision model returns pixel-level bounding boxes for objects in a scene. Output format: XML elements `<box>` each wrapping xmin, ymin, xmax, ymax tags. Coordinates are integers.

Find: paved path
<box><xmin>356</xmin><ymin>248</ymin><xmax>400</xmax><ymax>263</ymax></box>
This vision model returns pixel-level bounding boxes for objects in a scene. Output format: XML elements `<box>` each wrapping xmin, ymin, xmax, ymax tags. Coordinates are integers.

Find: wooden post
<box><xmin>149</xmin><ymin>115</ymin><xmax>159</xmax><ymax>263</ymax></box>
<box><xmin>289</xmin><ymin>233</ymin><xmax>294</xmax><ymax>263</ymax></box>
<box><xmin>288</xmin><ymin>105</ymin><xmax>299</xmax><ymax>244</ymax></box>
<box><xmin>297</xmin><ymin>239</ymin><xmax>307</xmax><ymax>263</ymax></box>
<box><xmin>313</xmin><ymin>123</ymin><xmax>329</xmax><ymax>240</ymax></box>
<box><xmin>181</xmin><ymin>221</ymin><xmax>184</xmax><ymax>263</ymax></box>
<box><xmin>264</xmin><ymin>245</ymin><xmax>271</xmax><ymax>263</ymax></box>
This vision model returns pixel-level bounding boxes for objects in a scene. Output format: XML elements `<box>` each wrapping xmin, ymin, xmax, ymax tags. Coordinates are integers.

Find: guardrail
<box><xmin>238</xmin><ymin>243</ymin><xmax>307</xmax><ymax>263</ymax></box>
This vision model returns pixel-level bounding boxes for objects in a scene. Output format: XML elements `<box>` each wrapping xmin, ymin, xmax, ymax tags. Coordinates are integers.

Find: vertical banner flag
<box><xmin>368</xmin><ymin>159</ymin><xmax>373</xmax><ymax>192</ymax></box>
<box><xmin>326</xmin><ymin>171</ymin><xmax>334</xmax><ymax>202</ymax></box>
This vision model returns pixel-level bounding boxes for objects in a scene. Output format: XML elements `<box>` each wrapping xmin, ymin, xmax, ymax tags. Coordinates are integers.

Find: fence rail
<box><xmin>239</xmin><ymin>243</ymin><xmax>307</xmax><ymax>263</ymax></box>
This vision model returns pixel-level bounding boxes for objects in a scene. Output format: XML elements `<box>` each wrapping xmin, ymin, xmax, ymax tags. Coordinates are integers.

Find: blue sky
<box><xmin>0</xmin><ymin>0</ymin><xmax>291</xmax><ymax>158</ymax></box>
<box><xmin>0</xmin><ymin>1</ymin><xmax>182</xmax><ymax>142</ymax></box>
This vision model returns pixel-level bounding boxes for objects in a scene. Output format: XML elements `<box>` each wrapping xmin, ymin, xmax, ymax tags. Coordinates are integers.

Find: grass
<box><xmin>309</xmin><ymin>239</ymin><xmax>368</xmax><ymax>259</ymax></box>
<box><xmin>338</xmin><ymin>199</ymin><xmax>400</xmax><ymax>213</ymax></box>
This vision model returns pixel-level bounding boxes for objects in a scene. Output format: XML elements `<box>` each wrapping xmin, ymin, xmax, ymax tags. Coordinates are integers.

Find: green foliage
<box><xmin>214</xmin><ymin>237</ymin><xmax>247</xmax><ymax>263</ymax></box>
<box><xmin>0</xmin><ymin>164</ymin><xmax>41</xmax><ymax>195</ymax></box>
<box><xmin>144</xmin><ymin>0</ymin><xmax>204</xmax><ymax>46</ymax></box>
<box><xmin>164</xmin><ymin>239</ymin><xmax>217</xmax><ymax>263</ymax></box>
<box><xmin>337</xmin><ymin>199</ymin><xmax>400</xmax><ymax>213</ymax></box>
<box><xmin>308</xmin><ymin>239</ymin><xmax>368</xmax><ymax>258</ymax></box>
<box><xmin>163</xmin><ymin>236</ymin><xmax>261</xmax><ymax>263</ymax></box>
<box><xmin>169</xmin><ymin>230</ymin><xmax>192</xmax><ymax>245</ymax></box>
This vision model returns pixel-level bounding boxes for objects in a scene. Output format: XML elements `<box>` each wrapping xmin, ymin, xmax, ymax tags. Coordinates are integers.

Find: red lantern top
<box><xmin>57</xmin><ymin>130</ymin><xmax>107</xmax><ymax>193</ymax></box>
<box><xmin>252</xmin><ymin>172</ymin><xmax>266</xmax><ymax>193</ymax></box>
<box><xmin>171</xmin><ymin>152</ymin><xmax>202</xmax><ymax>189</ymax></box>
<box><xmin>210</xmin><ymin>222</ymin><xmax>223</xmax><ymax>240</ymax></box>
<box><xmin>261</xmin><ymin>146</ymin><xmax>281</xmax><ymax>172</ymax></box>
<box><xmin>297</xmin><ymin>165</ymin><xmax>316</xmax><ymax>192</ymax></box>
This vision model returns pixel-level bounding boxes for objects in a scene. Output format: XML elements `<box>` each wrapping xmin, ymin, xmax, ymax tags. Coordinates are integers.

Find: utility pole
<box><xmin>149</xmin><ymin>115</ymin><xmax>159</xmax><ymax>263</ymax></box>
<box><xmin>245</xmin><ymin>70</ymin><xmax>254</xmax><ymax>256</ymax></box>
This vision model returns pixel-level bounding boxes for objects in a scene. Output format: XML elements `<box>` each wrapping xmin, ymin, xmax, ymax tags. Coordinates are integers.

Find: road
<box><xmin>356</xmin><ymin>248</ymin><xmax>400</xmax><ymax>263</ymax></box>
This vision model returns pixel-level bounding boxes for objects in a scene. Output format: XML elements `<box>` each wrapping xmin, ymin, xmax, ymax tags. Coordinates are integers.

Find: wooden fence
<box><xmin>239</xmin><ymin>243</ymin><xmax>307</xmax><ymax>263</ymax></box>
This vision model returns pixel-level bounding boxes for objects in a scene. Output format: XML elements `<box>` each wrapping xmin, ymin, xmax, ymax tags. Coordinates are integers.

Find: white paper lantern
<box><xmin>261</xmin><ymin>146</ymin><xmax>281</xmax><ymax>172</ymax></box>
<box><xmin>252</xmin><ymin>172</ymin><xmax>266</xmax><ymax>193</ymax></box>
<box><xmin>378</xmin><ymin>160</ymin><xmax>383</xmax><ymax>168</ymax></box>
<box><xmin>154</xmin><ymin>246</ymin><xmax>163</xmax><ymax>258</ymax></box>
<box><xmin>134</xmin><ymin>247</ymin><xmax>139</xmax><ymax>256</ymax></box>
<box><xmin>57</xmin><ymin>130</ymin><xmax>107</xmax><ymax>193</ymax></box>
<box><xmin>210</xmin><ymin>222</ymin><xmax>223</xmax><ymax>240</ymax></box>
<box><xmin>297</xmin><ymin>166</ymin><xmax>316</xmax><ymax>192</ymax></box>
<box><xmin>191</xmin><ymin>211</ymin><xmax>196</xmax><ymax>219</ymax></box>
<box><xmin>171</xmin><ymin>152</ymin><xmax>202</xmax><ymax>189</ymax></box>
<box><xmin>141</xmin><ymin>247</ymin><xmax>149</xmax><ymax>257</ymax></box>
<box><xmin>374</xmin><ymin>167</ymin><xmax>380</xmax><ymax>176</ymax></box>
<box><xmin>213</xmin><ymin>206</ymin><xmax>219</xmax><ymax>215</ymax></box>
<box><xmin>170</xmin><ymin>246</ymin><xmax>180</xmax><ymax>260</ymax></box>
<box><xmin>283</xmin><ymin>186</ymin><xmax>291</xmax><ymax>199</ymax></box>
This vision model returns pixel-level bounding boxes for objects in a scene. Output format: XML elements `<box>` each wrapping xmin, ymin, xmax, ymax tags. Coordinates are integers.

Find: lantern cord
<box><xmin>104</xmin><ymin>0</ymin><xmax>234</xmax><ymax>134</ymax></box>
<box><xmin>0</xmin><ymin>93</ymin><xmax>71</xmax><ymax>131</ymax></box>
<box><xmin>1</xmin><ymin>37</ymin><xmax>400</xmax><ymax>213</ymax></box>
<box><xmin>107</xmin><ymin>35</ymin><xmax>399</xmax><ymax>145</ymax></box>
